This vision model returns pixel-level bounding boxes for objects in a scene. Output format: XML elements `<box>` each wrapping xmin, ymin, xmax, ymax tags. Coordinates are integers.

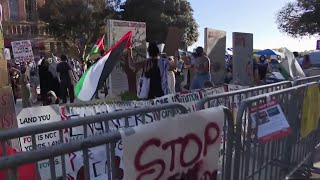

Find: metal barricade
<box><xmin>293</xmin><ymin>75</ymin><xmax>320</xmax><ymax>86</ymax></box>
<box><xmin>0</xmin><ymin>103</ymin><xmax>188</xmax><ymax>180</ymax></box>
<box><xmin>0</xmin><ymin>106</ymin><xmax>233</xmax><ymax>180</ymax></box>
<box><xmin>232</xmin><ymin>82</ymin><xmax>320</xmax><ymax>180</ymax></box>
<box><xmin>198</xmin><ymin>81</ymin><xmax>292</xmax><ymax>110</ymax></box>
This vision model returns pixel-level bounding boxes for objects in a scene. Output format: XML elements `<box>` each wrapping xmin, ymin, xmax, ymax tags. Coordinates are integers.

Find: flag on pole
<box><xmin>85</xmin><ymin>35</ymin><xmax>105</xmax><ymax>62</ymax></box>
<box><xmin>75</xmin><ymin>31</ymin><xmax>132</xmax><ymax>101</ymax></box>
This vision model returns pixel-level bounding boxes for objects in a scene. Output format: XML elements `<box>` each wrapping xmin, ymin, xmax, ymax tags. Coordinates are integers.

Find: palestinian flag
<box><xmin>75</xmin><ymin>31</ymin><xmax>132</xmax><ymax>101</ymax></box>
<box><xmin>85</xmin><ymin>35</ymin><xmax>105</xmax><ymax>62</ymax></box>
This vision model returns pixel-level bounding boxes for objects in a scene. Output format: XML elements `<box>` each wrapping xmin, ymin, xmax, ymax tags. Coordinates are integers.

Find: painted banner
<box><xmin>232</xmin><ymin>32</ymin><xmax>253</xmax><ymax>86</ymax></box>
<box><xmin>250</xmin><ymin>100</ymin><xmax>291</xmax><ymax>143</ymax></box>
<box><xmin>59</xmin><ymin>87</ymin><xmax>229</xmax><ymax>179</ymax></box>
<box><xmin>11</xmin><ymin>40</ymin><xmax>34</xmax><ymax>63</ymax></box>
<box><xmin>301</xmin><ymin>84</ymin><xmax>320</xmax><ymax>137</ymax></box>
<box><xmin>121</xmin><ymin>107</ymin><xmax>224</xmax><ymax>180</ymax></box>
<box><xmin>205</xmin><ymin>28</ymin><xmax>226</xmax><ymax>85</ymax></box>
<box><xmin>107</xmin><ymin>19</ymin><xmax>146</xmax><ymax>96</ymax></box>
<box><xmin>17</xmin><ymin>105</ymin><xmax>70</xmax><ymax>179</ymax></box>
<box><xmin>63</xmin><ymin>105</ymin><xmax>117</xmax><ymax>180</ymax></box>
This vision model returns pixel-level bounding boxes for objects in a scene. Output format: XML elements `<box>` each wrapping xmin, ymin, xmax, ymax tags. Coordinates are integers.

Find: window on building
<box><xmin>25</xmin><ymin>0</ymin><xmax>36</xmax><ymax>21</ymax></box>
<box><xmin>9</xmin><ymin>0</ymin><xmax>19</xmax><ymax>21</ymax></box>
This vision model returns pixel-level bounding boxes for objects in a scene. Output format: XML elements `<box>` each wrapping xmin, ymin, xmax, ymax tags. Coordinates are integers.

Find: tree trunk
<box><xmin>121</xmin><ymin>61</ymin><xmax>137</xmax><ymax>94</ymax></box>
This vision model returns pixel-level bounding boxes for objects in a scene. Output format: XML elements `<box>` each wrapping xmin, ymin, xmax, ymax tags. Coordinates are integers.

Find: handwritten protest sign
<box><xmin>17</xmin><ymin>105</ymin><xmax>70</xmax><ymax>179</ymax></box>
<box><xmin>0</xmin><ymin>86</ymin><xmax>17</xmax><ymax>129</ymax></box>
<box><xmin>122</xmin><ymin>107</ymin><xmax>224</xmax><ymax>180</ymax></box>
<box><xmin>250</xmin><ymin>100</ymin><xmax>291</xmax><ymax>143</ymax></box>
<box><xmin>11</xmin><ymin>40</ymin><xmax>34</xmax><ymax>63</ymax></box>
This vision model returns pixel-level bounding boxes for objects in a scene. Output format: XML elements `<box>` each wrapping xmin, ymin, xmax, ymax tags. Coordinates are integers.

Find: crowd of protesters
<box><xmin>7</xmin><ymin>55</ymin><xmax>83</xmax><ymax>107</ymax></box>
<box><xmin>8</xmin><ymin>44</ymin><xmax>309</xmax><ymax>106</ymax></box>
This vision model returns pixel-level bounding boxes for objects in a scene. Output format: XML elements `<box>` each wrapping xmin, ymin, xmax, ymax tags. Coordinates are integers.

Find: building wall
<box><xmin>2</xmin><ymin>0</ymin><xmax>62</xmax><ymax>59</ymax></box>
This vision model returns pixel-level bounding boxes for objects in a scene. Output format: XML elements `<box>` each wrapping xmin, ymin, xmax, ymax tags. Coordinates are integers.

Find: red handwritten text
<box><xmin>134</xmin><ymin>122</ymin><xmax>220</xmax><ymax>180</ymax></box>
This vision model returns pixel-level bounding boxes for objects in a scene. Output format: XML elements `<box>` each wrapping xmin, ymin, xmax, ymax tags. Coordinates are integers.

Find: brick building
<box><xmin>1</xmin><ymin>0</ymin><xmax>61</xmax><ymax>59</ymax></box>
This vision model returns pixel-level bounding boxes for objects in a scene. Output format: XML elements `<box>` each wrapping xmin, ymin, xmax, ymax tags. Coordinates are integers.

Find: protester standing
<box><xmin>191</xmin><ymin>47</ymin><xmax>211</xmax><ymax>90</ymax></box>
<box><xmin>57</xmin><ymin>55</ymin><xmax>77</xmax><ymax>104</ymax></box>
<box><xmin>39</xmin><ymin>58</ymin><xmax>52</xmax><ymax>102</ymax></box>
<box><xmin>48</xmin><ymin>57</ymin><xmax>61</xmax><ymax>99</ymax></box>
<box><xmin>29</xmin><ymin>60</ymin><xmax>39</xmax><ymax>104</ymax></box>
<box><xmin>20</xmin><ymin>65</ymin><xmax>31</xmax><ymax>108</ymax></box>
<box><xmin>167</xmin><ymin>56</ymin><xmax>176</xmax><ymax>94</ymax></box>
<box><xmin>258</xmin><ymin>55</ymin><xmax>269</xmax><ymax>83</ymax></box>
<box><xmin>128</xmin><ymin>42</ymin><xmax>169</xmax><ymax>99</ymax></box>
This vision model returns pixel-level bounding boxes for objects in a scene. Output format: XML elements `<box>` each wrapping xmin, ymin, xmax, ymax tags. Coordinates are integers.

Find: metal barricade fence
<box><xmin>0</xmin><ymin>103</ymin><xmax>188</xmax><ymax>180</ymax></box>
<box><xmin>195</xmin><ymin>81</ymin><xmax>292</xmax><ymax>180</ymax></box>
<box><xmin>232</xmin><ymin>82</ymin><xmax>320</xmax><ymax>180</ymax></box>
<box><xmin>293</xmin><ymin>75</ymin><xmax>320</xmax><ymax>86</ymax></box>
<box><xmin>0</xmin><ymin>106</ymin><xmax>234</xmax><ymax>180</ymax></box>
<box><xmin>198</xmin><ymin>81</ymin><xmax>292</xmax><ymax>111</ymax></box>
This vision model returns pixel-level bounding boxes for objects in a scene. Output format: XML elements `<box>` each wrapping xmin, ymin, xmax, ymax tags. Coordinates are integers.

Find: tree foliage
<box><xmin>38</xmin><ymin>0</ymin><xmax>121</xmax><ymax>57</ymax></box>
<box><xmin>121</xmin><ymin>0</ymin><xmax>199</xmax><ymax>47</ymax></box>
<box><xmin>276</xmin><ymin>0</ymin><xmax>320</xmax><ymax>37</ymax></box>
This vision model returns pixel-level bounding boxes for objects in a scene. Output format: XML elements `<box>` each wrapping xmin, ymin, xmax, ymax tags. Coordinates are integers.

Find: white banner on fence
<box><xmin>17</xmin><ymin>105</ymin><xmax>70</xmax><ymax>180</ymax></box>
<box><xmin>121</xmin><ymin>107</ymin><xmax>224</xmax><ymax>180</ymax></box>
<box><xmin>203</xmin><ymin>86</ymin><xmax>226</xmax><ymax>98</ymax></box>
<box><xmin>11</xmin><ymin>40</ymin><xmax>34</xmax><ymax>63</ymax></box>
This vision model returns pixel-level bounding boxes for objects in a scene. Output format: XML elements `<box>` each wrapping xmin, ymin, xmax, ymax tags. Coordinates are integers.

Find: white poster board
<box><xmin>107</xmin><ymin>19</ymin><xmax>147</xmax><ymax>96</ymax></box>
<box><xmin>121</xmin><ymin>108</ymin><xmax>224</xmax><ymax>180</ymax></box>
<box><xmin>17</xmin><ymin>105</ymin><xmax>70</xmax><ymax>180</ymax></box>
<box><xmin>250</xmin><ymin>100</ymin><xmax>291</xmax><ymax>143</ymax></box>
<box><xmin>11</xmin><ymin>40</ymin><xmax>34</xmax><ymax>63</ymax></box>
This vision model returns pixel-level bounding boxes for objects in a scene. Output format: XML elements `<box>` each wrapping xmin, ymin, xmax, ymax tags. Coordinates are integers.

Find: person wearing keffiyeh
<box><xmin>128</xmin><ymin>42</ymin><xmax>176</xmax><ymax>99</ymax></box>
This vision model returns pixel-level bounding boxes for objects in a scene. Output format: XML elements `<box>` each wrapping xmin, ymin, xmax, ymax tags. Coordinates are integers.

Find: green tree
<box><xmin>121</xmin><ymin>0</ymin><xmax>199</xmax><ymax>47</ymax></box>
<box><xmin>38</xmin><ymin>0</ymin><xmax>121</xmax><ymax>58</ymax></box>
<box><xmin>276</xmin><ymin>0</ymin><xmax>320</xmax><ymax>37</ymax></box>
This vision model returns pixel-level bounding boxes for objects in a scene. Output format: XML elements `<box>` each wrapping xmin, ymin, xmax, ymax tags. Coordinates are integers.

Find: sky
<box><xmin>188</xmin><ymin>0</ymin><xmax>318</xmax><ymax>52</ymax></box>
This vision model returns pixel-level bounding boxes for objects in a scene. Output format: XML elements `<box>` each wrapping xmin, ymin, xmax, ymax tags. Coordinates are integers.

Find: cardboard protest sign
<box><xmin>202</xmin><ymin>87</ymin><xmax>226</xmax><ymax>108</ymax></box>
<box><xmin>163</xmin><ymin>27</ymin><xmax>184</xmax><ymax>56</ymax></box>
<box><xmin>17</xmin><ymin>105</ymin><xmax>70</xmax><ymax>179</ymax></box>
<box><xmin>205</xmin><ymin>28</ymin><xmax>226</xmax><ymax>85</ymax></box>
<box><xmin>203</xmin><ymin>86</ymin><xmax>226</xmax><ymax>98</ymax></box>
<box><xmin>107</xmin><ymin>19</ymin><xmax>146</xmax><ymax>96</ymax></box>
<box><xmin>250</xmin><ymin>100</ymin><xmax>291</xmax><ymax>143</ymax></box>
<box><xmin>0</xmin><ymin>86</ymin><xmax>16</xmax><ymax>129</ymax></box>
<box><xmin>11</xmin><ymin>40</ymin><xmax>34</xmax><ymax>63</ymax></box>
<box><xmin>121</xmin><ymin>107</ymin><xmax>224</xmax><ymax>180</ymax></box>
<box><xmin>232</xmin><ymin>32</ymin><xmax>254</xmax><ymax>86</ymax></box>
